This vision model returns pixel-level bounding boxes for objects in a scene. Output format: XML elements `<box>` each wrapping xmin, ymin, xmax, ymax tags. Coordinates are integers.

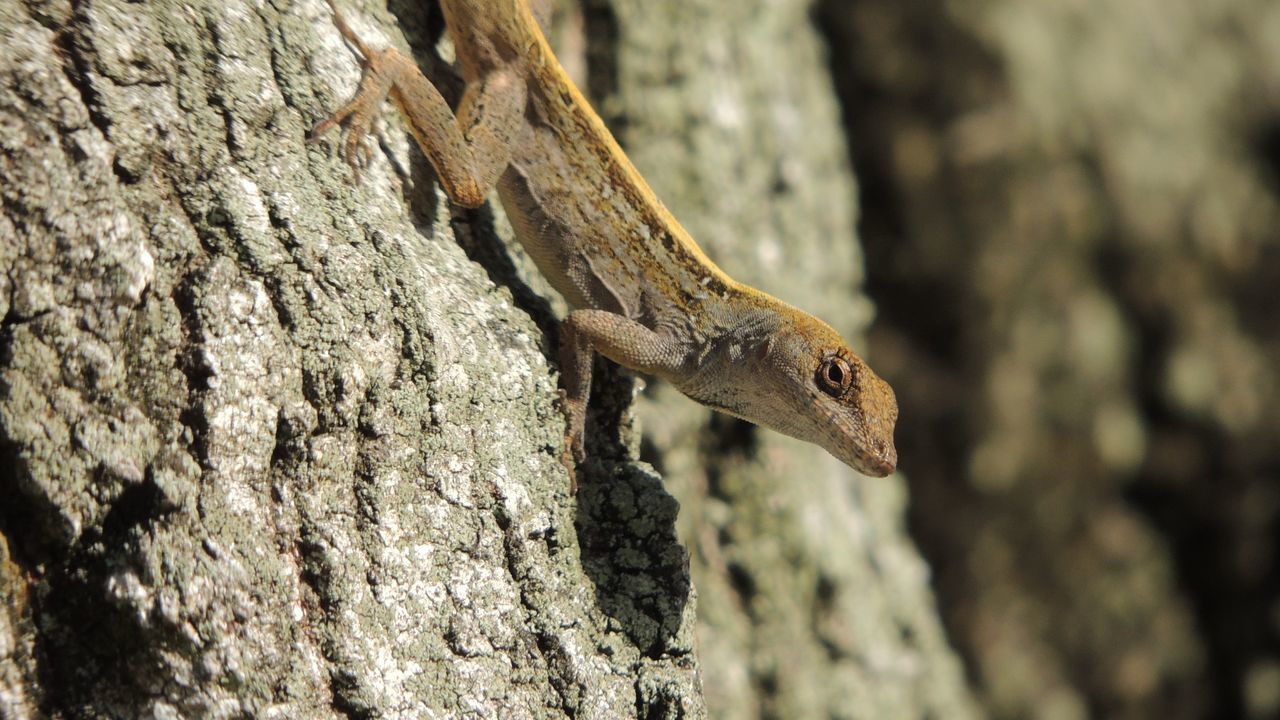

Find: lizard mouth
<box><xmin>824</xmin><ymin>431</ymin><xmax>896</xmax><ymax>477</ymax></box>
<box><xmin>807</xmin><ymin>391</ymin><xmax>897</xmax><ymax>477</ymax></box>
<box><xmin>857</xmin><ymin>444</ymin><xmax>897</xmax><ymax>477</ymax></box>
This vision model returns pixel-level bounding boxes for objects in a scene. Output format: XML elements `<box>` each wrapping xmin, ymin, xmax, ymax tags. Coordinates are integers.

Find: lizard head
<box><xmin>729</xmin><ymin>315</ymin><xmax>899</xmax><ymax>477</ymax></box>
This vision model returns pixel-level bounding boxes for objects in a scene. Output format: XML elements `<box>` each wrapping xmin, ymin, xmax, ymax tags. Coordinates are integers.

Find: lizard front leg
<box><xmin>558</xmin><ymin>310</ymin><xmax>689</xmax><ymax>490</ymax></box>
<box><xmin>310</xmin><ymin>0</ymin><xmax>525</xmax><ymax>207</ymax></box>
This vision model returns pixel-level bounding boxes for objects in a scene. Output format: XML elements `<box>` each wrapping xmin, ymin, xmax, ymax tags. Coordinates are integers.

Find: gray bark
<box><xmin>0</xmin><ymin>0</ymin><xmax>976</xmax><ymax>717</ymax></box>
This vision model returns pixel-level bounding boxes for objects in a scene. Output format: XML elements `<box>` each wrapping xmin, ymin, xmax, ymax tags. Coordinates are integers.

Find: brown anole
<box><xmin>311</xmin><ymin>0</ymin><xmax>898</xmax><ymax>485</ymax></box>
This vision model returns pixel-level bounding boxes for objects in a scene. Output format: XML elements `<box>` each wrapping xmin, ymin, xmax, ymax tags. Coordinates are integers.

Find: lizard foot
<box><xmin>309</xmin><ymin>86</ymin><xmax>381</xmax><ymax>178</ymax></box>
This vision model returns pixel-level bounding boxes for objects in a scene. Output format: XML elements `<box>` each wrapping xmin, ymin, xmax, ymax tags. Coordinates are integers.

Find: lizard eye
<box><xmin>817</xmin><ymin>356</ymin><xmax>853</xmax><ymax>396</ymax></box>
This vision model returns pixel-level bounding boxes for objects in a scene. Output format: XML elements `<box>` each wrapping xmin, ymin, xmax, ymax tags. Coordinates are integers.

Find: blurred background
<box><xmin>812</xmin><ymin>0</ymin><xmax>1280</xmax><ymax>717</ymax></box>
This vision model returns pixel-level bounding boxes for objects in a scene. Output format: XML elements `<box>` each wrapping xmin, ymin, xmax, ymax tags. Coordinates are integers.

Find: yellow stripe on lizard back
<box><xmin>506</xmin><ymin>0</ymin><xmax>765</xmax><ymax>305</ymax></box>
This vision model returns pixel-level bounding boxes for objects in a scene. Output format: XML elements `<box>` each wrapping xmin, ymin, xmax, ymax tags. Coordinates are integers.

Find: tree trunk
<box><xmin>0</xmin><ymin>0</ymin><xmax>976</xmax><ymax>717</ymax></box>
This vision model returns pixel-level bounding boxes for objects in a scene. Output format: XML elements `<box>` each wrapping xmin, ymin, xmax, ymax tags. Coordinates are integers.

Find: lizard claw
<box><xmin>309</xmin><ymin>99</ymin><xmax>376</xmax><ymax>179</ymax></box>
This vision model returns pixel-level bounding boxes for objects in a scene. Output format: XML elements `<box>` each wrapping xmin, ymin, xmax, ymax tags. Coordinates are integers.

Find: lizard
<box><xmin>310</xmin><ymin>0</ymin><xmax>899</xmax><ymax>485</ymax></box>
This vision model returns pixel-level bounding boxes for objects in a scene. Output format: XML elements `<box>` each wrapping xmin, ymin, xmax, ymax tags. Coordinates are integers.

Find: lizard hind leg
<box><xmin>311</xmin><ymin>2</ymin><xmax>528</xmax><ymax>205</ymax></box>
<box><xmin>309</xmin><ymin>56</ymin><xmax>395</xmax><ymax>174</ymax></box>
<box><xmin>324</xmin><ymin>0</ymin><xmax>372</xmax><ymax>57</ymax></box>
<box><xmin>309</xmin><ymin>3</ymin><xmax>398</xmax><ymax>175</ymax></box>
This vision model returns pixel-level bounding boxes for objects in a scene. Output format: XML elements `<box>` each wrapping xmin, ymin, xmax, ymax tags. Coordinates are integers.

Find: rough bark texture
<box><xmin>817</xmin><ymin>0</ymin><xmax>1280</xmax><ymax>718</ymax></box>
<box><xmin>0</xmin><ymin>0</ymin><xmax>974</xmax><ymax>717</ymax></box>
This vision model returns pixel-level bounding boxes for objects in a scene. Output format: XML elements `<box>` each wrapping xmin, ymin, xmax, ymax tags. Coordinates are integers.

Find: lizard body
<box><xmin>312</xmin><ymin>0</ymin><xmax>898</xmax><ymax>482</ymax></box>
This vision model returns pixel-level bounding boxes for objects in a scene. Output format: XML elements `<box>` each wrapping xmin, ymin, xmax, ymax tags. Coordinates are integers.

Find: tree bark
<box><xmin>0</xmin><ymin>0</ymin><xmax>976</xmax><ymax>717</ymax></box>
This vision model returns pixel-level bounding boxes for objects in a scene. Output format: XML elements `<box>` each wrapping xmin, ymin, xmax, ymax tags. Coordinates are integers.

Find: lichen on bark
<box><xmin>0</xmin><ymin>0</ymin><xmax>974</xmax><ymax>717</ymax></box>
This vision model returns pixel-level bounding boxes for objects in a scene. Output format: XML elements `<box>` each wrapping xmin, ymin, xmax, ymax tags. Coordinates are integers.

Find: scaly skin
<box><xmin>312</xmin><ymin>0</ymin><xmax>898</xmax><ymax>487</ymax></box>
